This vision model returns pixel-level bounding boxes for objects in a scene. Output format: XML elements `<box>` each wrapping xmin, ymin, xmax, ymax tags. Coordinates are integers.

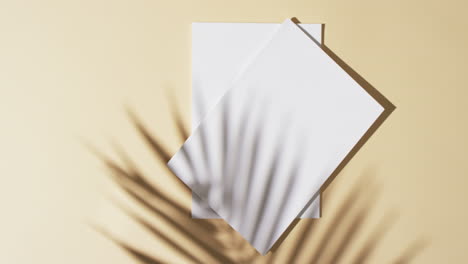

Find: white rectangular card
<box><xmin>191</xmin><ymin>22</ymin><xmax>322</xmax><ymax>219</ymax></box>
<box><xmin>170</xmin><ymin>19</ymin><xmax>384</xmax><ymax>254</ymax></box>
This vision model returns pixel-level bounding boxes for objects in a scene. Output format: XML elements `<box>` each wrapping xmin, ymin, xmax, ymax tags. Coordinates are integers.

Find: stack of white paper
<box><xmin>169</xmin><ymin>19</ymin><xmax>384</xmax><ymax>255</ymax></box>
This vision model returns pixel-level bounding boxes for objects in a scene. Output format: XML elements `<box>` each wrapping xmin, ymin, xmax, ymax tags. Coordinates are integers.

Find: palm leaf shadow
<box><xmin>92</xmin><ymin>98</ymin><xmax>426</xmax><ymax>263</ymax></box>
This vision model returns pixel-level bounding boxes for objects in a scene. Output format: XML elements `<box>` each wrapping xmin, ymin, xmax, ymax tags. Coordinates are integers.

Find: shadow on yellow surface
<box><xmin>89</xmin><ymin>99</ymin><xmax>425</xmax><ymax>263</ymax></box>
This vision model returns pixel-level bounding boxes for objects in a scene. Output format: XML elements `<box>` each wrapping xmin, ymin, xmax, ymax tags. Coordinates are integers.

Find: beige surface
<box><xmin>0</xmin><ymin>0</ymin><xmax>467</xmax><ymax>263</ymax></box>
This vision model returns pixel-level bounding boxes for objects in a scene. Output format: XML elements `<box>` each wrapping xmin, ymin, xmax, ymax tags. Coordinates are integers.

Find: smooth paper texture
<box><xmin>169</xmin><ymin>19</ymin><xmax>384</xmax><ymax>254</ymax></box>
<box><xmin>191</xmin><ymin>22</ymin><xmax>322</xmax><ymax>219</ymax></box>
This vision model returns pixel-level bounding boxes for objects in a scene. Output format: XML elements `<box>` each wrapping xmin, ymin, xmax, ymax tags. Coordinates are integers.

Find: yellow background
<box><xmin>0</xmin><ymin>0</ymin><xmax>467</xmax><ymax>263</ymax></box>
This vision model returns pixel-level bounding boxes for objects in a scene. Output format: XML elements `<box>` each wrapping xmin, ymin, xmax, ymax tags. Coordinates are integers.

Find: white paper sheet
<box><xmin>170</xmin><ymin>19</ymin><xmax>384</xmax><ymax>254</ymax></box>
<box><xmin>191</xmin><ymin>22</ymin><xmax>322</xmax><ymax>219</ymax></box>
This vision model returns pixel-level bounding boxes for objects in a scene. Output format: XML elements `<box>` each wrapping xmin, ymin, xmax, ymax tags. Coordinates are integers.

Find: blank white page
<box><xmin>170</xmin><ymin>19</ymin><xmax>384</xmax><ymax>254</ymax></box>
<box><xmin>191</xmin><ymin>22</ymin><xmax>322</xmax><ymax>219</ymax></box>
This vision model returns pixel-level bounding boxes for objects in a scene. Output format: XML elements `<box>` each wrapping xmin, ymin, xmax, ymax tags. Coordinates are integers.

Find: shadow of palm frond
<box><xmin>167</xmin><ymin>91</ymin><xmax>320</xmax><ymax>254</ymax></box>
<box><xmin>91</xmin><ymin>96</ymin><xmax>426</xmax><ymax>263</ymax></box>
